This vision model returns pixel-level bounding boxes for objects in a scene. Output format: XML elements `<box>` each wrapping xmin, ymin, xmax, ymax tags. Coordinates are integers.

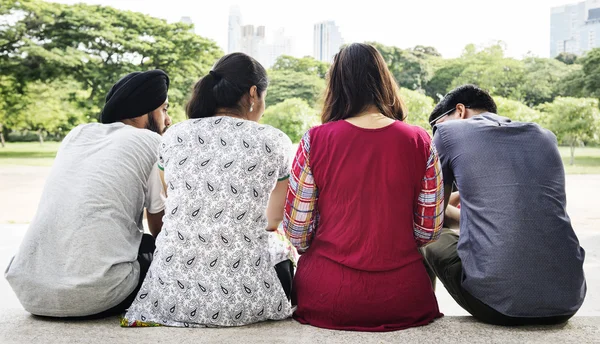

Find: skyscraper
<box><xmin>551</xmin><ymin>0</ymin><xmax>600</xmax><ymax>57</ymax></box>
<box><xmin>260</xmin><ymin>28</ymin><xmax>293</xmax><ymax>68</ymax></box>
<box><xmin>313</xmin><ymin>21</ymin><xmax>344</xmax><ymax>62</ymax></box>
<box><xmin>240</xmin><ymin>25</ymin><xmax>265</xmax><ymax>60</ymax></box>
<box><xmin>228</xmin><ymin>6</ymin><xmax>242</xmax><ymax>53</ymax></box>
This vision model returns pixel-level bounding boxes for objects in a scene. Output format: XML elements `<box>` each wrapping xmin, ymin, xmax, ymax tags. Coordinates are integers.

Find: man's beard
<box><xmin>146</xmin><ymin>113</ymin><xmax>164</xmax><ymax>135</ymax></box>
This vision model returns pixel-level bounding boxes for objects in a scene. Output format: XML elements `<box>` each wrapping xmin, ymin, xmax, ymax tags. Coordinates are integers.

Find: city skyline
<box><xmin>227</xmin><ymin>7</ymin><xmax>294</xmax><ymax>67</ymax></box>
<box><xmin>53</xmin><ymin>0</ymin><xmax>577</xmax><ymax>59</ymax></box>
<box><xmin>551</xmin><ymin>0</ymin><xmax>600</xmax><ymax>57</ymax></box>
<box><xmin>313</xmin><ymin>21</ymin><xmax>344</xmax><ymax>62</ymax></box>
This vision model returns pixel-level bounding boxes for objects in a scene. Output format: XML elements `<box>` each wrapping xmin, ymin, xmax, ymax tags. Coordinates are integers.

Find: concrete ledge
<box><xmin>0</xmin><ymin>309</ymin><xmax>599</xmax><ymax>344</ymax></box>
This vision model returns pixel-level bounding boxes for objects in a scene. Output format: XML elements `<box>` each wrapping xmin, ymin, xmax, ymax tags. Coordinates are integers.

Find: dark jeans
<box><xmin>274</xmin><ymin>259</ymin><xmax>294</xmax><ymax>301</ymax></box>
<box><xmin>37</xmin><ymin>234</ymin><xmax>156</xmax><ymax>320</ymax></box>
<box><xmin>422</xmin><ymin>228</ymin><xmax>575</xmax><ymax>326</ymax></box>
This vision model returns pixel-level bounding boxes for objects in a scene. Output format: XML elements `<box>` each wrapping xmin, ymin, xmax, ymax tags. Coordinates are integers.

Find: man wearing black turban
<box><xmin>101</xmin><ymin>69</ymin><xmax>171</xmax><ymax>134</ymax></box>
<box><xmin>6</xmin><ymin>70</ymin><xmax>172</xmax><ymax>319</ymax></box>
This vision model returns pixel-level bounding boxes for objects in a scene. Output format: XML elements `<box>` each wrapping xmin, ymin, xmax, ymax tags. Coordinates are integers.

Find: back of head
<box><xmin>321</xmin><ymin>43</ymin><xmax>406</xmax><ymax>123</ymax></box>
<box><xmin>429</xmin><ymin>84</ymin><xmax>497</xmax><ymax>125</ymax></box>
<box><xmin>186</xmin><ymin>53</ymin><xmax>268</xmax><ymax>119</ymax></box>
<box><xmin>100</xmin><ymin>69</ymin><xmax>169</xmax><ymax>124</ymax></box>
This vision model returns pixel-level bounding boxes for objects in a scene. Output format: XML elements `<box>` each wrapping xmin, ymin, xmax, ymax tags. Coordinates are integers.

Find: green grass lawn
<box><xmin>559</xmin><ymin>146</ymin><xmax>600</xmax><ymax>174</ymax></box>
<box><xmin>0</xmin><ymin>142</ymin><xmax>60</xmax><ymax>166</ymax></box>
<box><xmin>1</xmin><ymin>142</ymin><xmax>600</xmax><ymax>174</ymax></box>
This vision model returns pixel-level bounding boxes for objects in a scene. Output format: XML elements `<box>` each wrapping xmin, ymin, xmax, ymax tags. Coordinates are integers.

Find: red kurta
<box><xmin>287</xmin><ymin>120</ymin><xmax>443</xmax><ymax>331</ymax></box>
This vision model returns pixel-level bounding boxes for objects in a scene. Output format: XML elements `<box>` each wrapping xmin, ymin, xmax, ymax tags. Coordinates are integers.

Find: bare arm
<box><xmin>159</xmin><ymin>168</ymin><xmax>167</xmax><ymax>196</ymax></box>
<box><xmin>266</xmin><ymin>179</ymin><xmax>289</xmax><ymax>231</ymax></box>
<box><xmin>146</xmin><ymin>164</ymin><xmax>166</xmax><ymax>237</ymax></box>
<box><xmin>147</xmin><ymin>210</ymin><xmax>164</xmax><ymax>237</ymax></box>
<box><xmin>448</xmin><ymin>191</ymin><xmax>460</xmax><ymax>207</ymax></box>
<box><xmin>442</xmin><ymin>185</ymin><xmax>460</xmax><ymax>229</ymax></box>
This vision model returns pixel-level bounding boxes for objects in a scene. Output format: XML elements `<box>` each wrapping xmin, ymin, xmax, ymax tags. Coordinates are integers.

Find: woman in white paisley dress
<box><xmin>123</xmin><ymin>53</ymin><xmax>296</xmax><ymax>327</ymax></box>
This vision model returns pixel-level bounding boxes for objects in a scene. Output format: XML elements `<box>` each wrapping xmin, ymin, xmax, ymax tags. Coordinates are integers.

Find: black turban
<box><xmin>100</xmin><ymin>69</ymin><xmax>170</xmax><ymax>124</ymax></box>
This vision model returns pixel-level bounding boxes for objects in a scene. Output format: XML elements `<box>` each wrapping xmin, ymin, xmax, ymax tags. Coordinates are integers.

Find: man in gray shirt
<box><xmin>5</xmin><ymin>70</ymin><xmax>171</xmax><ymax>318</ymax></box>
<box><xmin>423</xmin><ymin>85</ymin><xmax>586</xmax><ymax>326</ymax></box>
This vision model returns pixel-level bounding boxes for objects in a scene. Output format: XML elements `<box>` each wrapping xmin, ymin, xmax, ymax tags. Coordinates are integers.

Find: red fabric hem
<box><xmin>292</xmin><ymin>312</ymin><xmax>444</xmax><ymax>332</ymax></box>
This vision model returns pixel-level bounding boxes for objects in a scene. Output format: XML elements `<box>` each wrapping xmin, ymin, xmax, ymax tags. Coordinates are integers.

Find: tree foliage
<box><xmin>266</xmin><ymin>70</ymin><xmax>325</xmax><ymax>109</ymax></box>
<box><xmin>0</xmin><ymin>0</ymin><xmax>222</xmax><ymax>138</ymax></box>
<box><xmin>555</xmin><ymin>52</ymin><xmax>578</xmax><ymax>65</ymax></box>
<box><xmin>271</xmin><ymin>55</ymin><xmax>329</xmax><ymax>79</ymax></box>
<box><xmin>495</xmin><ymin>96</ymin><xmax>542</xmax><ymax>123</ymax></box>
<box><xmin>538</xmin><ymin>97</ymin><xmax>600</xmax><ymax>164</ymax></box>
<box><xmin>400</xmin><ymin>88</ymin><xmax>434</xmax><ymax>130</ymax></box>
<box><xmin>368</xmin><ymin>42</ymin><xmax>440</xmax><ymax>91</ymax></box>
<box><xmin>261</xmin><ymin>98</ymin><xmax>319</xmax><ymax>143</ymax></box>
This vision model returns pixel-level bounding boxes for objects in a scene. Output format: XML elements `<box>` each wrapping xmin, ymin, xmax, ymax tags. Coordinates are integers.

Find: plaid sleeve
<box><xmin>283</xmin><ymin>130</ymin><xmax>319</xmax><ymax>252</ymax></box>
<box><xmin>413</xmin><ymin>143</ymin><xmax>444</xmax><ymax>247</ymax></box>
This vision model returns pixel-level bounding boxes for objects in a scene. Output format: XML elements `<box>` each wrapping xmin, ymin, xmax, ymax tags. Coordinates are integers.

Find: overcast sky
<box><xmin>52</xmin><ymin>0</ymin><xmax>575</xmax><ymax>59</ymax></box>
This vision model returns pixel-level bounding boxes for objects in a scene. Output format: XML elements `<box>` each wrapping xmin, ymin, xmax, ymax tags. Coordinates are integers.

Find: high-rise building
<box><xmin>551</xmin><ymin>0</ymin><xmax>600</xmax><ymax>56</ymax></box>
<box><xmin>313</xmin><ymin>21</ymin><xmax>344</xmax><ymax>62</ymax></box>
<box><xmin>260</xmin><ymin>28</ymin><xmax>293</xmax><ymax>68</ymax></box>
<box><xmin>227</xmin><ymin>7</ymin><xmax>293</xmax><ymax>68</ymax></box>
<box><xmin>240</xmin><ymin>25</ymin><xmax>265</xmax><ymax>60</ymax></box>
<box><xmin>228</xmin><ymin>6</ymin><xmax>243</xmax><ymax>53</ymax></box>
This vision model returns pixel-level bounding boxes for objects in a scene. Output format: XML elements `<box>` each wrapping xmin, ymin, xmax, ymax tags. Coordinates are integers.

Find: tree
<box><xmin>9</xmin><ymin>79</ymin><xmax>89</xmax><ymax>144</ymax></box>
<box><xmin>266</xmin><ymin>70</ymin><xmax>325</xmax><ymax>109</ymax></box>
<box><xmin>495</xmin><ymin>97</ymin><xmax>542</xmax><ymax>124</ymax></box>
<box><xmin>412</xmin><ymin>45</ymin><xmax>442</xmax><ymax>58</ymax></box>
<box><xmin>555</xmin><ymin>67</ymin><xmax>586</xmax><ymax>98</ymax></box>
<box><xmin>425</xmin><ymin>58</ymin><xmax>468</xmax><ymax>100</ymax></box>
<box><xmin>555</xmin><ymin>52</ymin><xmax>578</xmax><ymax>65</ymax></box>
<box><xmin>0</xmin><ymin>0</ymin><xmax>222</xmax><ymax>124</ymax></box>
<box><xmin>271</xmin><ymin>55</ymin><xmax>329</xmax><ymax>79</ymax></box>
<box><xmin>519</xmin><ymin>58</ymin><xmax>575</xmax><ymax>106</ymax></box>
<box><xmin>400</xmin><ymin>88</ymin><xmax>435</xmax><ymax>131</ymax></box>
<box><xmin>578</xmin><ymin>48</ymin><xmax>600</xmax><ymax>99</ymax></box>
<box><xmin>538</xmin><ymin>97</ymin><xmax>600</xmax><ymax>165</ymax></box>
<box><xmin>368</xmin><ymin>42</ymin><xmax>438</xmax><ymax>91</ymax></box>
<box><xmin>261</xmin><ymin>98</ymin><xmax>319</xmax><ymax>143</ymax></box>
<box><xmin>0</xmin><ymin>75</ymin><xmax>25</xmax><ymax>147</ymax></box>
<box><xmin>450</xmin><ymin>44</ymin><xmax>525</xmax><ymax>100</ymax></box>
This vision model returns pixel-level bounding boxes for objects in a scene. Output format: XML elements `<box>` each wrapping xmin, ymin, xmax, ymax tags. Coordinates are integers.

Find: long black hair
<box><xmin>186</xmin><ymin>53</ymin><xmax>268</xmax><ymax>119</ymax></box>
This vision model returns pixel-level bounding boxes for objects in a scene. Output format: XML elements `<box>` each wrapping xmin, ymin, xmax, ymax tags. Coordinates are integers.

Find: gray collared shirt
<box><xmin>433</xmin><ymin>113</ymin><xmax>586</xmax><ymax>317</ymax></box>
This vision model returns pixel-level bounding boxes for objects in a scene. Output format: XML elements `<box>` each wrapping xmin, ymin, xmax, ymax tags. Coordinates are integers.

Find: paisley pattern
<box><xmin>123</xmin><ymin>116</ymin><xmax>295</xmax><ymax>327</ymax></box>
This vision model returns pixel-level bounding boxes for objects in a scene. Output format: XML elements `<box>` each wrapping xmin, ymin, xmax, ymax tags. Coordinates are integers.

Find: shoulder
<box><xmin>127</xmin><ymin>126</ymin><xmax>162</xmax><ymax>143</ymax></box>
<box><xmin>257</xmin><ymin>123</ymin><xmax>293</xmax><ymax>150</ymax></box>
<box><xmin>396</xmin><ymin>121</ymin><xmax>432</xmax><ymax>143</ymax></box>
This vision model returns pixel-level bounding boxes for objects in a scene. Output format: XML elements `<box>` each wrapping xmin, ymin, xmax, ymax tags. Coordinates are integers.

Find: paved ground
<box><xmin>1</xmin><ymin>311</ymin><xmax>599</xmax><ymax>344</ymax></box>
<box><xmin>0</xmin><ymin>166</ymin><xmax>599</xmax><ymax>342</ymax></box>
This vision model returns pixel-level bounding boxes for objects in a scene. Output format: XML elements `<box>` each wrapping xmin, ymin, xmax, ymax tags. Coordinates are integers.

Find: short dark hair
<box><xmin>186</xmin><ymin>53</ymin><xmax>268</xmax><ymax>119</ymax></box>
<box><xmin>429</xmin><ymin>85</ymin><xmax>497</xmax><ymax>125</ymax></box>
<box><xmin>321</xmin><ymin>43</ymin><xmax>406</xmax><ymax>123</ymax></box>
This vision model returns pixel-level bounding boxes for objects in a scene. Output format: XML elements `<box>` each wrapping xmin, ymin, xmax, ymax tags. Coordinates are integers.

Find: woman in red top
<box><xmin>283</xmin><ymin>43</ymin><xmax>444</xmax><ymax>331</ymax></box>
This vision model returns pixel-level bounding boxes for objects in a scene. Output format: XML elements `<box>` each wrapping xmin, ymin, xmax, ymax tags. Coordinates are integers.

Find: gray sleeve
<box><xmin>145</xmin><ymin>163</ymin><xmax>166</xmax><ymax>214</ymax></box>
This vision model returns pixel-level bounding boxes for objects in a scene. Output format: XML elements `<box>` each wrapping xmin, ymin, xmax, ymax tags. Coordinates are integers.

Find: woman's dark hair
<box><xmin>186</xmin><ymin>53</ymin><xmax>268</xmax><ymax>119</ymax></box>
<box><xmin>321</xmin><ymin>43</ymin><xmax>406</xmax><ymax>123</ymax></box>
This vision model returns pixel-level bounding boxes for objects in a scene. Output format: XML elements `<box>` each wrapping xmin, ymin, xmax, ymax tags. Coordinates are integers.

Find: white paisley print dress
<box><xmin>123</xmin><ymin>116</ymin><xmax>296</xmax><ymax>327</ymax></box>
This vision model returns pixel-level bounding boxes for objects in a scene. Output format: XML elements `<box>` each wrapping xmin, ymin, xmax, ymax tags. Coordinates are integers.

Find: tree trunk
<box><xmin>570</xmin><ymin>140</ymin><xmax>575</xmax><ymax>166</ymax></box>
<box><xmin>37</xmin><ymin>129</ymin><xmax>44</xmax><ymax>146</ymax></box>
<box><xmin>0</xmin><ymin>123</ymin><xmax>5</xmax><ymax>148</ymax></box>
